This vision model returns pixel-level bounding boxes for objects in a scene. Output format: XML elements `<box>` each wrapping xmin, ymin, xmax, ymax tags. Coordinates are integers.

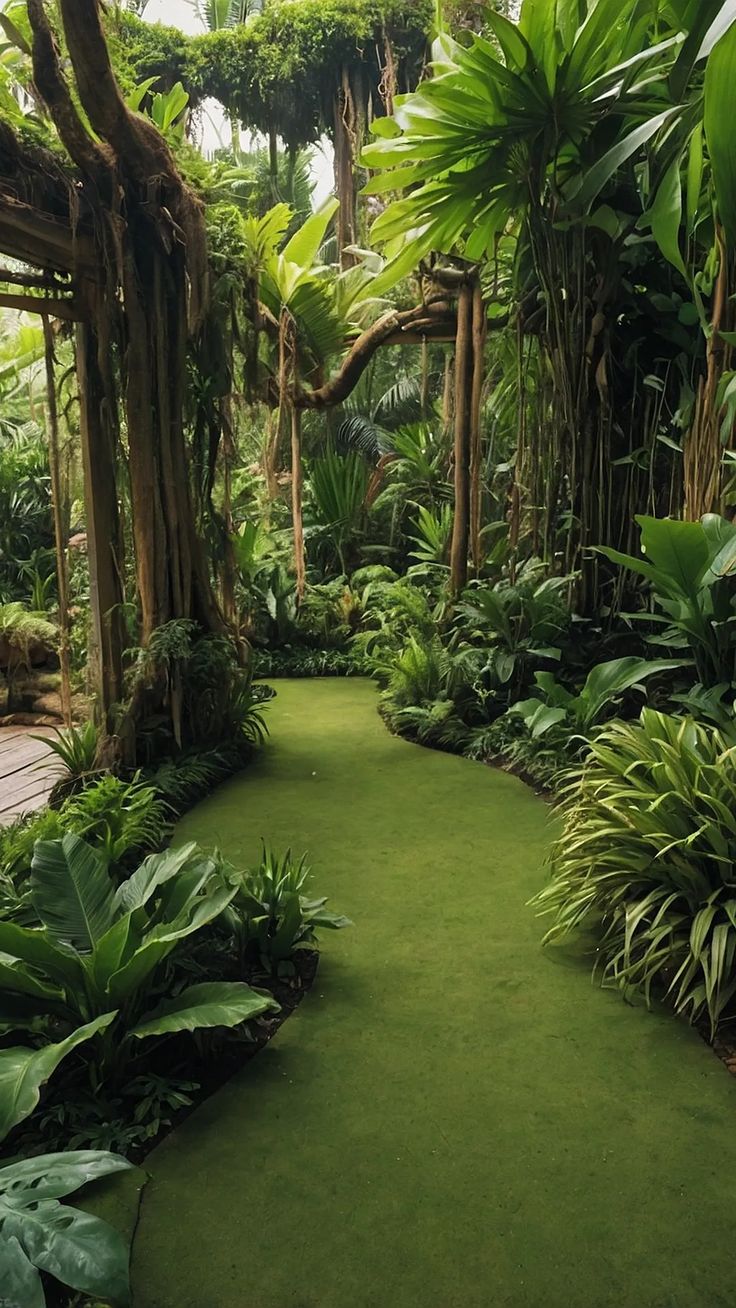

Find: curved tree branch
<box><xmin>294</xmin><ymin>300</ymin><xmax>507</xmax><ymax>411</ymax></box>
<box><xmin>27</xmin><ymin>0</ymin><xmax>112</xmax><ymax>186</ymax></box>
<box><xmin>294</xmin><ymin>304</ymin><xmax>458</xmax><ymax>410</ymax></box>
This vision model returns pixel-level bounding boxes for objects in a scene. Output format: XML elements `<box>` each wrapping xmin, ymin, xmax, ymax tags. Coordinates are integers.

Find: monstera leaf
<box><xmin>0</xmin><ymin>1150</ymin><xmax>135</xmax><ymax>1308</ymax></box>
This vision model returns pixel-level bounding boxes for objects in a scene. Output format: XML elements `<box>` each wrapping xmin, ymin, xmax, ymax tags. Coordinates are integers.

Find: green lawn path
<box><xmin>98</xmin><ymin>679</ymin><xmax>736</xmax><ymax>1307</ymax></box>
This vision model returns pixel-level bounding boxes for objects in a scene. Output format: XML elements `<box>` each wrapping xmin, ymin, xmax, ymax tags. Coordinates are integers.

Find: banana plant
<box><xmin>0</xmin><ymin>836</ymin><xmax>278</xmax><ymax>1088</ymax></box>
<box><xmin>245</xmin><ymin>199</ymin><xmax>385</xmax><ymax>593</ymax></box>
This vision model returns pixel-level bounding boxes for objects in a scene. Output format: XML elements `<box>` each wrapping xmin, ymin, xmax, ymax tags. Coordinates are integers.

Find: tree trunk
<box><xmin>75</xmin><ymin>321</ymin><xmax>126</xmax><ymax>730</ymax></box>
<box><xmin>333</xmin><ymin>67</ymin><xmax>358</xmax><ymax>268</ymax></box>
<box><xmin>290</xmin><ymin>405</ymin><xmax>306</xmax><ymax>600</ymax></box>
<box><xmin>450</xmin><ymin>285</ymin><xmax>473</xmax><ymax>593</ymax></box>
<box><xmin>684</xmin><ymin>230</ymin><xmax>730</xmax><ymax>520</ymax></box>
<box><xmin>442</xmin><ymin>349</ymin><xmax>454</xmax><ymax>429</ymax></box>
<box><xmin>469</xmin><ymin>283</ymin><xmax>486</xmax><ymax>572</ymax></box>
<box><xmin>42</xmin><ymin>316</ymin><xmax>72</xmax><ymax>726</ymax></box>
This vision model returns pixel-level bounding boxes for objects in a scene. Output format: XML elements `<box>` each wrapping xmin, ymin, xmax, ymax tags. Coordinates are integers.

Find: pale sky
<box><xmin>140</xmin><ymin>0</ymin><xmax>201</xmax><ymax>33</ymax></box>
<box><xmin>140</xmin><ymin>0</ymin><xmax>334</xmax><ymax>199</ymax></box>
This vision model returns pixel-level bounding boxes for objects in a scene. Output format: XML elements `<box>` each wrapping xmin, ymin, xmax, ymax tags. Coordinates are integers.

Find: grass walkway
<box><xmin>128</xmin><ymin>679</ymin><xmax>736</xmax><ymax>1307</ymax></box>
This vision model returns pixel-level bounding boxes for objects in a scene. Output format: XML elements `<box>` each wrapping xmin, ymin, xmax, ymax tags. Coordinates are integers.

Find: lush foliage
<box><xmin>224</xmin><ymin>845</ymin><xmax>351</xmax><ymax>973</ymax></box>
<box><xmin>0</xmin><ymin>1149</ymin><xmax>135</xmax><ymax>1307</ymax></box>
<box><xmin>535</xmin><ymin>711</ymin><xmax>736</xmax><ymax>1037</ymax></box>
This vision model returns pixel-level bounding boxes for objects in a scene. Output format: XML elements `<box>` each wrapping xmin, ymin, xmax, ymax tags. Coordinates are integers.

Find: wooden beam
<box><xmin>382</xmin><ymin>328</ymin><xmax>458</xmax><ymax>345</ymax></box>
<box><xmin>0</xmin><ymin>194</ymin><xmax>95</xmax><ymax>275</ymax></box>
<box><xmin>0</xmin><ymin>266</ymin><xmax>70</xmax><ymax>290</ymax></box>
<box><xmin>0</xmin><ymin>290</ymin><xmax>86</xmax><ymax>322</ymax></box>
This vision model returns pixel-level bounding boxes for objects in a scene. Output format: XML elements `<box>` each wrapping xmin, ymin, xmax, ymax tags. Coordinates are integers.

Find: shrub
<box><xmin>35</xmin><ymin>720</ymin><xmax>100</xmax><ymax>779</ymax></box>
<box><xmin>224</xmin><ymin>845</ymin><xmax>351</xmax><ymax>974</ymax></box>
<box><xmin>0</xmin><ymin>836</ymin><xmax>278</xmax><ymax>1098</ymax></box>
<box><xmin>533</xmin><ymin>709</ymin><xmax>736</xmax><ymax>1037</ymax></box>
<box><xmin>255</xmin><ymin>646</ymin><xmax>366</xmax><ymax>678</ymax></box>
<box><xmin>59</xmin><ymin>773</ymin><xmax>169</xmax><ymax>864</ymax></box>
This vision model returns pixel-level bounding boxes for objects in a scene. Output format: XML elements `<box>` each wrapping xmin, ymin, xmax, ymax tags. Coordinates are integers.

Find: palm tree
<box><xmin>194</xmin><ymin>0</ymin><xmax>262</xmax><ymax>30</ymax></box>
<box><xmin>363</xmin><ymin>0</ymin><xmax>736</xmax><ymax>604</ymax></box>
<box><xmin>243</xmin><ymin>198</ymin><xmax>387</xmax><ymax>594</ymax></box>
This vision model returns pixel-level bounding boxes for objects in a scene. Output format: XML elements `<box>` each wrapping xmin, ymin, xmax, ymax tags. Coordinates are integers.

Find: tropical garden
<box><xmin>1</xmin><ymin>0</ymin><xmax>736</xmax><ymax>1303</ymax></box>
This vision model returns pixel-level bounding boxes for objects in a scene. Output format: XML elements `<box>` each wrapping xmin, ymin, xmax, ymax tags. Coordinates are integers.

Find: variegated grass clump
<box><xmin>533</xmin><ymin>709</ymin><xmax>736</xmax><ymax>1038</ymax></box>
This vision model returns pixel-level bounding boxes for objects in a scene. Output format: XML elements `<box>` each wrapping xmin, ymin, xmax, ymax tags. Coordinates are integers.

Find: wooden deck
<box><xmin>0</xmin><ymin>727</ymin><xmax>62</xmax><ymax>825</ymax></box>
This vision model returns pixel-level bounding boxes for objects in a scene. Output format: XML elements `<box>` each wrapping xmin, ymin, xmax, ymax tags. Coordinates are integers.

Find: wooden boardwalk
<box><xmin>0</xmin><ymin>727</ymin><xmax>61</xmax><ymax>825</ymax></box>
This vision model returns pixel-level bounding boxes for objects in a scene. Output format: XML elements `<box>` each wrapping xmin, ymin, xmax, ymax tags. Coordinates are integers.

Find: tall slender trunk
<box><xmin>442</xmin><ymin>349</ymin><xmax>454</xmax><ymax>430</ymax></box>
<box><xmin>333</xmin><ymin>68</ymin><xmax>358</xmax><ymax>267</ymax></box>
<box><xmin>74</xmin><ymin>321</ymin><xmax>126</xmax><ymax>729</ymax></box>
<box><xmin>450</xmin><ymin>285</ymin><xmax>473</xmax><ymax>594</ymax></box>
<box><xmin>42</xmin><ymin>316</ymin><xmax>72</xmax><ymax>726</ymax></box>
<box><xmin>420</xmin><ymin>336</ymin><xmax>429</xmax><ymax>417</ymax></box>
<box><xmin>291</xmin><ymin>404</ymin><xmax>306</xmax><ymax>600</ymax></box>
<box><xmin>684</xmin><ymin>230</ymin><xmax>730</xmax><ymax>520</ymax></box>
<box><xmin>469</xmin><ymin>283</ymin><xmax>486</xmax><ymax>572</ymax></box>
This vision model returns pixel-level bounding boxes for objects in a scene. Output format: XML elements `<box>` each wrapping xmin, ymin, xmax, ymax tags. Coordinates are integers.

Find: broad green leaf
<box><xmin>637</xmin><ymin>514</ymin><xmax>711</xmax><ymax>596</ymax></box>
<box><xmin>579</xmin><ymin>657</ymin><xmax>687</xmax><ymax>725</ymax></box>
<box><xmin>0</xmin><ymin>921</ymin><xmax>83</xmax><ymax>990</ymax></box>
<box><xmin>701</xmin><ymin>512</ymin><xmax>736</xmax><ymax>563</ymax></box>
<box><xmin>574</xmin><ymin>109</ymin><xmax>682</xmax><ymax>212</ymax></box>
<box><xmin>31</xmin><ymin>834</ymin><xmax>115</xmax><ymax>952</ymax></box>
<box><xmin>704</xmin><ymin>18</ymin><xmax>736</xmax><ymax>249</ymax></box>
<box><xmin>686</xmin><ymin>123</ymin><xmax>704</xmax><ymax>236</ymax></box>
<box><xmin>648</xmin><ymin>155</ymin><xmax>688</xmax><ymax>279</ymax></box>
<box><xmin>0</xmin><ymin>1235</ymin><xmax>43</xmax><ymax>1308</ymax></box>
<box><xmin>0</xmin><ymin>954</ymin><xmax>62</xmax><ymax>1005</ymax></box>
<box><xmin>129</xmin><ymin>981</ymin><xmax>278</xmax><ymax>1040</ymax></box>
<box><xmin>708</xmin><ymin>536</ymin><xmax>736</xmax><ymax>577</ymax></box>
<box><xmin>0</xmin><ymin>1150</ymin><xmax>133</xmax><ymax>1202</ymax></box>
<box><xmin>697</xmin><ymin>0</ymin><xmax>736</xmax><ymax>61</ymax></box>
<box><xmin>281</xmin><ymin>196</ymin><xmax>339</xmax><ymax>270</ymax></box>
<box><xmin>126</xmin><ymin>76</ymin><xmax>158</xmax><ymax>113</ymax></box>
<box><xmin>114</xmin><ymin>841</ymin><xmax>200</xmax><ymax>914</ymax></box>
<box><xmin>486</xmin><ymin>9</ymin><xmax>534</xmax><ymax>71</ymax></box>
<box><xmin>0</xmin><ymin>1013</ymin><xmax>116</xmax><ymax>1142</ymax></box>
<box><xmin>3</xmin><ymin>1202</ymin><xmax>132</xmax><ymax>1306</ymax></box>
<box><xmin>669</xmin><ymin>0</ymin><xmax>723</xmax><ymax>97</ymax></box>
<box><xmin>104</xmin><ymin>882</ymin><xmax>237</xmax><ymax>1006</ymax></box>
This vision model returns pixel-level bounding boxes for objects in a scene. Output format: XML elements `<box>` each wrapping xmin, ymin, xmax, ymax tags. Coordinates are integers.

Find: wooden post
<box><xmin>450</xmin><ymin>285</ymin><xmax>473</xmax><ymax>594</ymax></box>
<box><xmin>42</xmin><ymin>316</ymin><xmax>73</xmax><ymax>726</ymax></box>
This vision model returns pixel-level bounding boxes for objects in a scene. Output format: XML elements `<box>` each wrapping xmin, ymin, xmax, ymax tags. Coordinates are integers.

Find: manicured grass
<box><xmin>125</xmin><ymin>680</ymin><xmax>736</xmax><ymax>1307</ymax></box>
